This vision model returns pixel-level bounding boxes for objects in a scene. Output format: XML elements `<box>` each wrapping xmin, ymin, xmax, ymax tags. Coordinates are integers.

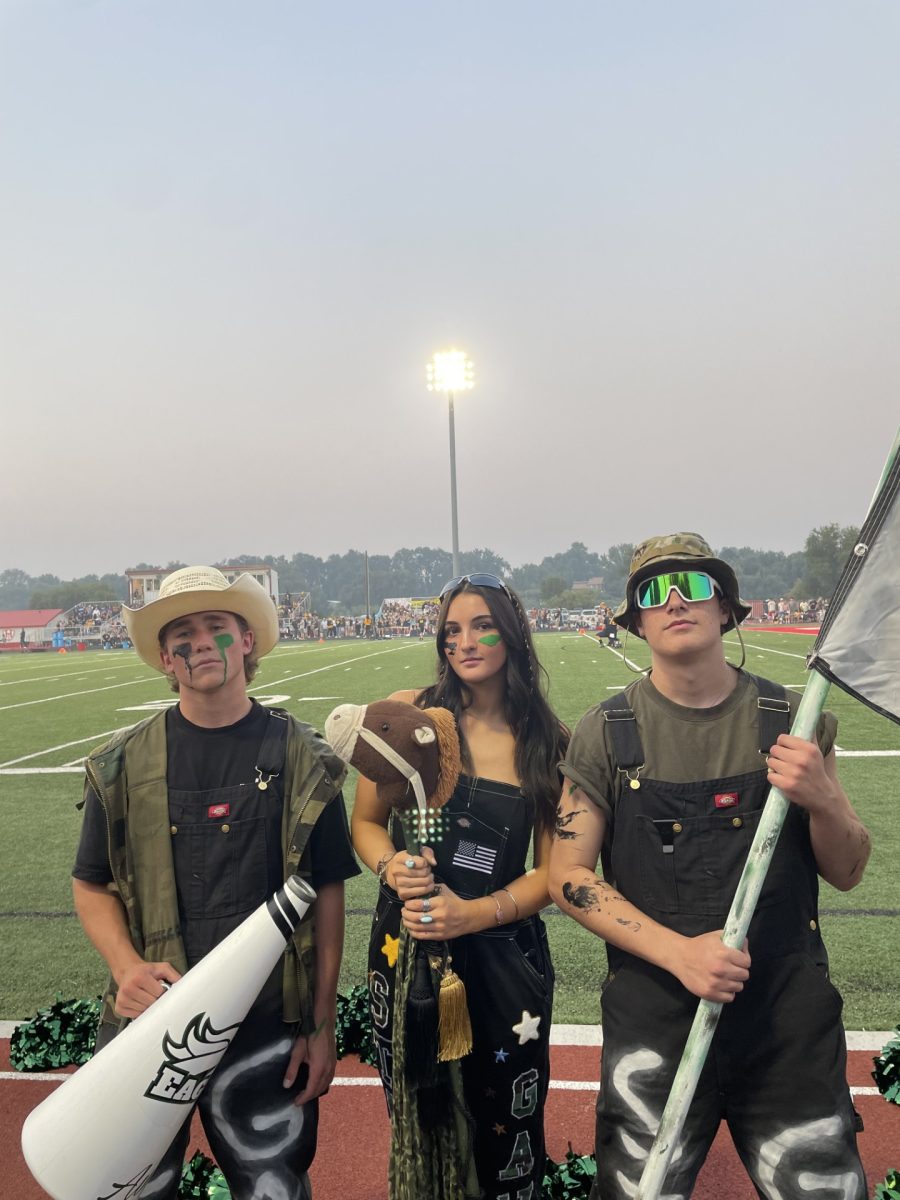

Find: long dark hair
<box><xmin>416</xmin><ymin>582</ymin><xmax>568</xmax><ymax>834</ymax></box>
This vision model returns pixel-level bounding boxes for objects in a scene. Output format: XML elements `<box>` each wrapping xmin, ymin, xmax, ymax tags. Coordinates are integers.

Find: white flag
<box><xmin>808</xmin><ymin>445</ymin><xmax>900</xmax><ymax>725</ymax></box>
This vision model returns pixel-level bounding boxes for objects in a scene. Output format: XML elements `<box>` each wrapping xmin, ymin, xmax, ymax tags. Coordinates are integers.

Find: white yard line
<box><xmin>836</xmin><ymin>750</ymin><xmax>900</xmax><ymax>757</ymax></box>
<box><xmin>0</xmin><ymin>645</ymin><xmax>419</xmax><ymax>772</ymax></box>
<box><xmin>724</xmin><ymin>637</ymin><xmax>807</xmax><ymax>660</ymax></box>
<box><xmin>0</xmin><ymin>766</ymin><xmax>87</xmax><ymax>774</ymax></box>
<box><xmin>0</xmin><ymin>663</ymin><xmax>143</xmax><ymax>688</ymax></box>
<box><xmin>0</xmin><ymin>678</ymin><xmax>147</xmax><ymax>713</ymax></box>
<box><xmin>580</xmin><ymin>633</ymin><xmax>647</xmax><ymax>674</ymax></box>
<box><xmin>0</xmin><ymin>728</ymin><xmax>131</xmax><ymax>768</ymax></box>
<box><xmin>248</xmin><ymin>643</ymin><xmax>418</xmax><ymax>690</ymax></box>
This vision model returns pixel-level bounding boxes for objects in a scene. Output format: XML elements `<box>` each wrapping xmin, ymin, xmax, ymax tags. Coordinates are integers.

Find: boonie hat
<box><xmin>613</xmin><ymin>532</ymin><xmax>751</xmax><ymax>638</ymax></box>
<box><xmin>123</xmin><ymin>566</ymin><xmax>279</xmax><ymax>672</ymax></box>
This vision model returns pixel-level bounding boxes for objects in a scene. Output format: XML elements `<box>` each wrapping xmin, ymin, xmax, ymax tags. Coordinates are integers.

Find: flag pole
<box><xmin>635</xmin><ymin>430</ymin><xmax>900</xmax><ymax>1200</ymax></box>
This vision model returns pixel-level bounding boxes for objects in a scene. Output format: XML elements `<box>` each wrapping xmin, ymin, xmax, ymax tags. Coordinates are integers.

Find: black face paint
<box><xmin>172</xmin><ymin>642</ymin><xmax>193</xmax><ymax>678</ymax></box>
<box><xmin>445</xmin><ymin>641</ymin><xmax>458</xmax><ymax>658</ymax></box>
<box><xmin>562</xmin><ymin>881</ymin><xmax>600</xmax><ymax>912</ymax></box>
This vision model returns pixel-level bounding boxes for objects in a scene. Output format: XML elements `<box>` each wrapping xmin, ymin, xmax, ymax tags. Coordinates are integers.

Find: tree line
<box><xmin>0</xmin><ymin>525</ymin><xmax>858</xmax><ymax>615</ymax></box>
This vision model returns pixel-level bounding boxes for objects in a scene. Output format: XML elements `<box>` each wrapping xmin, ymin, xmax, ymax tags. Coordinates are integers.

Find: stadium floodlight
<box><xmin>426</xmin><ymin>349</ymin><xmax>475</xmax><ymax>577</ymax></box>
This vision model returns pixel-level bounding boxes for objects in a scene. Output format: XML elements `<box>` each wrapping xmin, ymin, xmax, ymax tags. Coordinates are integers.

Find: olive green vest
<box><xmin>83</xmin><ymin>707</ymin><xmax>346</xmax><ymax>1034</ymax></box>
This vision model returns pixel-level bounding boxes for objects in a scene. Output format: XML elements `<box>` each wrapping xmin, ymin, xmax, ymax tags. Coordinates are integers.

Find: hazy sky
<box><xmin>2</xmin><ymin>1</ymin><xmax>897</xmax><ymax>579</ymax></box>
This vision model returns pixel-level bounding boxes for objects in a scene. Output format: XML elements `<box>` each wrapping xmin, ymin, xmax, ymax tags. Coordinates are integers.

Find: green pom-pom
<box><xmin>335</xmin><ymin>983</ymin><xmax>377</xmax><ymax>1067</ymax></box>
<box><xmin>9</xmin><ymin>996</ymin><xmax>101</xmax><ymax>1071</ymax></box>
<box><xmin>178</xmin><ymin>1151</ymin><xmax>229</xmax><ymax>1197</ymax></box>
<box><xmin>873</xmin><ymin>1025</ymin><xmax>900</xmax><ymax>1105</ymax></box>
<box><xmin>874</xmin><ymin>1169</ymin><xmax>900</xmax><ymax>1200</ymax></box>
<box><xmin>541</xmin><ymin>1145</ymin><xmax>597</xmax><ymax>1198</ymax></box>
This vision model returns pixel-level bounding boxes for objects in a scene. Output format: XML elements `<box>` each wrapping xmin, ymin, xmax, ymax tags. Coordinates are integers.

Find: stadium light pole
<box><xmin>426</xmin><ymin>349</ymin><xmax>475</xmax><ymax>578</ymax></box>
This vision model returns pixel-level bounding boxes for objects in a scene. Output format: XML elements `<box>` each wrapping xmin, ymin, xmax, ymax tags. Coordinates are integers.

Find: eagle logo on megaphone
<box><xmin>144</xmin><ymin>1011</ymin><xmax>240</xmax><ymax>1105</ymax></box>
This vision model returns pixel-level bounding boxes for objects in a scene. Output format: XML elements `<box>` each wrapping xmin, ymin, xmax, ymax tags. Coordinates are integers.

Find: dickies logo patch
<box><xmin>207</xmin><ymin>803</ymin><xmax>230</xmax><ymax>819</ymax></box>
<box><xmin>714</xmin><ymin>792</ymin><xmax>739</xmax><ymax>809</ymax></box>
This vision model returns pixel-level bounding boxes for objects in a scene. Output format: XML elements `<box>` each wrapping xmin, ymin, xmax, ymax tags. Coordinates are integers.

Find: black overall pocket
<box><xmin>172</xmin><ymin>815</ymin><xmax>269</xmax><ymax>920</ymax></box>
<box><xmin>635</xmin><ymin>805</ymin><xmax>791</xmax><ymax>918</ymax></box>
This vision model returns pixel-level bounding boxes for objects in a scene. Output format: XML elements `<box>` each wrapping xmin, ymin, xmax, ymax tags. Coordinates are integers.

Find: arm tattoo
<box><xmin>614</xmin><ymin>917</ymin><xmax>642</xmax><ymax>932</ymax></box>
<box><xmin>554</xmin><ymin>806</ymin><xmax>587</xmax><ymax>840</ymax></box>
<box><xmin>562</xmin><ymin>881</ymin><xmax>601</xmax><ymax>912</ymax></box>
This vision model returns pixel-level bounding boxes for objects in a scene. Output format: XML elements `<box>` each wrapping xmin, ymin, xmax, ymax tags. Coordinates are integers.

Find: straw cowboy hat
<box><xmin>123</xmin><ymin>566</ymin><xmax>279</xmax><ymax>672</ymax></box>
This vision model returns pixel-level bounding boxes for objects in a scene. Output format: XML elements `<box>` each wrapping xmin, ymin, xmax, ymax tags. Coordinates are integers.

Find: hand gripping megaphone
<box><xmin>21</xmin><ymin>875</ymin><xmax>316</xmax><ymax>1200</ymax></box>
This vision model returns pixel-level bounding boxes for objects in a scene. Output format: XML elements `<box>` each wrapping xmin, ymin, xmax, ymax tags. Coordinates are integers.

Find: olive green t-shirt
<box><xmin>562</xmin><ymin>669</ymin><xmax>837</xmax><ymax>822</ymax></box>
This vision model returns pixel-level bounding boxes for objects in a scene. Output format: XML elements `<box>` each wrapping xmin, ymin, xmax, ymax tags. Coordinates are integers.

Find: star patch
<box><xmin>381</xmin><ymin>933</ymin><xmax>400</xmax><ymax>968</ymax></box>
<box><xmin>512</xmin><ymin>1010</ymin><xmax>541</xmax><ymax>1045</ymax></box>
<box><xmin>494</xmin><ymin>1047</ymin><xmax>509</xmax><ymax>1063</ymax></box>
<box><xmin>493</xmin><ymin>1123</ymin><xmax>506</xmax><ymax>1135</ymax></box>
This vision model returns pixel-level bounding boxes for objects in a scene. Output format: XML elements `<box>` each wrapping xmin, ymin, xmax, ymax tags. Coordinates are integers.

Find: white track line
<box><xmin>0</xmin><ymin>1018</ymin><xmax>888</xmax><ymax>1047</ymax></box>
<box><xmin>0</xmin><ymin>1072</ymin><xmax>882</xmax><ymax>1097</ymax></box>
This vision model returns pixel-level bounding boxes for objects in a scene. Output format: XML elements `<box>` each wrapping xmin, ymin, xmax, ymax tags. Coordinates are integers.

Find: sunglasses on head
<box><xmin>439</xmin><ymin>573</ymin><xmax>510</xmax><ymax>599</ymax></box>
<box><xmin>636</xmin><ymin>571</ymin><xmax>722</xmax><ymax>610</ymax></box>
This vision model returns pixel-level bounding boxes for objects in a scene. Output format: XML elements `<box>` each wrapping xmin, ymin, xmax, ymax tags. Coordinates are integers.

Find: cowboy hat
<box><xmin>123</xmin><ymin>566</ymin><xmax>279</xmax><ymax>672</ymax></box>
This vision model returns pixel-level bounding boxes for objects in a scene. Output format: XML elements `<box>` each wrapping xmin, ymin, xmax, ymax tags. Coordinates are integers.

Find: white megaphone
<box><xmin>22</xmin><ymin>875</ymin><xmax>316</xmax><ymax>1200</ymax></box>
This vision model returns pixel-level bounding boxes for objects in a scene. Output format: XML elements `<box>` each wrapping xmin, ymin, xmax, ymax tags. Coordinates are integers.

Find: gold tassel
<box><xmin>437</xmin><ymin>960</ymin><xmax>473</xmax><ymax>1061</ymax></box>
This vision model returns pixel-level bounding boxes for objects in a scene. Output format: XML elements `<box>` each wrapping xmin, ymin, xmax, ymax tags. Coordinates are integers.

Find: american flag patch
<box><xmin>451</xmin><ymin>839</ymin><xmax>497</xmax><ymax>875</ymax></box>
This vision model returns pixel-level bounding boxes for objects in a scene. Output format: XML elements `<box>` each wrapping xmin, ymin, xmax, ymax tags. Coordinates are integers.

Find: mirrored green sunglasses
<box><xmin>636</xmin><ymin>571</ymin><xmax>721</xmax><ymax>609</ymax></box>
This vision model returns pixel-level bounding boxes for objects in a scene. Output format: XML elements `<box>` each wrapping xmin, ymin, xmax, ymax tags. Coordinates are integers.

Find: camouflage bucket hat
<box><xmin>612</xmin><ymin>532</ymin><xmax>751</xmax><ymax>638</ymax></box>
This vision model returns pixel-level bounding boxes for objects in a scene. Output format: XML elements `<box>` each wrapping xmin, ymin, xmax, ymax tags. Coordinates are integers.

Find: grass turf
<box><xmin>0</xmin><ymin>632</ymin><xmax>897</xmax><ymax>1025</ymax></box>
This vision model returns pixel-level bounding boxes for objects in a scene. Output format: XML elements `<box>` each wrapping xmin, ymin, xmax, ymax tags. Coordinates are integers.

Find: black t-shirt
<box><xmin>73</xmin><ymin>701</ymin><xmax>359</xmax><ymax>893</ymax></box>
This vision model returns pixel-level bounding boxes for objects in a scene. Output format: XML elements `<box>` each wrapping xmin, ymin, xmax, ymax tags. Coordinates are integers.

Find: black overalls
<box><xmin>591</xmin><ymin>679</ymin><xmax>866</xmax><ymax>1200</ymax></box>
<box><xmin>369</xmin><ymin>775</ymin><xmax>554</xmax><ymax>1200</ymax></box>
<box><xmin>130</xmin><ymin>712</ymin><xmax>319</xmax><ymax>1200</ymax></box>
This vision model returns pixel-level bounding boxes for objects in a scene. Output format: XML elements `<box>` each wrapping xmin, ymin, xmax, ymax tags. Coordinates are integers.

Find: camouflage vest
<box><xmin>83</xmin><ymin>707</ymin><xmax>346</xmax><ymax>1033</ymax></box>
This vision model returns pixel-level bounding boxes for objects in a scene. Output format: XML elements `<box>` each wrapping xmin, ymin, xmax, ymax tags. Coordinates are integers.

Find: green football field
<box><xmin>1</xmin><ymin>630</ymin><xmax>897</xmax><ymax>1027</ymax></box>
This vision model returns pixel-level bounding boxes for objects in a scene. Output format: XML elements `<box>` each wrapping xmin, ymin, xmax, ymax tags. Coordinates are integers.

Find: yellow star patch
<box><xmin>381</xmin><ymin>933</ymin><xmax>400</xmax><ymax>967</ymax></box>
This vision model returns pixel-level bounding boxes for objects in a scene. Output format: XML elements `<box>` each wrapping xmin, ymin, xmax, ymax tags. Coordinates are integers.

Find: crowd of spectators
<box><xmin>760</xmin><ymin>597</ymin><xmax>829</xmax><ymax>624</ymax></box>
<box><xmin>8</xmin><ymin>588</ymin><xmax>832</xmax><ymax>656</ymax></box>
<box><xmin>62</xmin><ymin>602</ymin><xmax>129</xmax><ymax>648</ymax></box>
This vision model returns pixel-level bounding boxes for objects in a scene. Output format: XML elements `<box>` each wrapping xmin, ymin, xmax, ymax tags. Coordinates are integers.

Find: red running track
<box><xmin>3</xmin><ymin>1038</ymin><xmax>896</xmax><ymax>1198</ymax></box>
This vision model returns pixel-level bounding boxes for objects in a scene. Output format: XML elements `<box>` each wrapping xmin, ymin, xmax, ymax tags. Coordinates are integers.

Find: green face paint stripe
<box><xmin>214</xmin><ymin>632</ymin><xmax>234</xmax><ymax>683</ymax></box>
<box><xmin>478</xmin><ymin>633</ymin><xmax>502</xmax><ymax>646</ymax></box>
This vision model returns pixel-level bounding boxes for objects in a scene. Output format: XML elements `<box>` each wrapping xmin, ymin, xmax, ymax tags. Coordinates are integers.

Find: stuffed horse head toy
<box><xmin>324</xmin><ymin>699</ymin><xmax>461</xmax><ymax>842</ymax></box>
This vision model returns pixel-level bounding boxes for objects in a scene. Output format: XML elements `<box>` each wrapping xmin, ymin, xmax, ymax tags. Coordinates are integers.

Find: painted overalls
<box><xmin>592</xmin><ymin>679</ymin><xmax>866</xmax><ymax>1200</ymax></box>
<box><xmin>369</xmin><ymin>774</ymin><xmax>554</xmax><ymax>1200</ymax></box>
<box><xmin>123</xmin><ymin>713</ymin><xmax>319</xmax><ymax>1200</ymax></box>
